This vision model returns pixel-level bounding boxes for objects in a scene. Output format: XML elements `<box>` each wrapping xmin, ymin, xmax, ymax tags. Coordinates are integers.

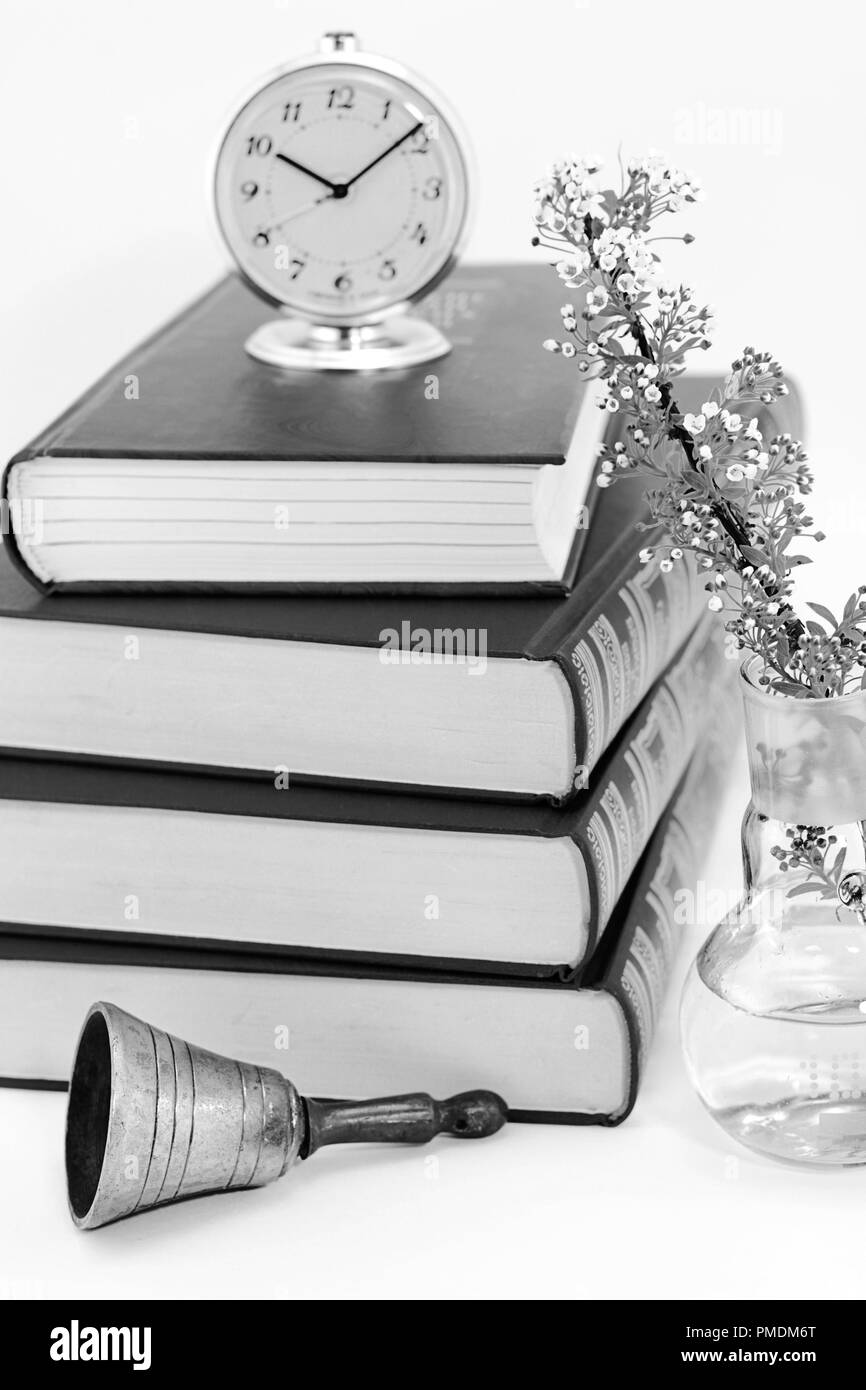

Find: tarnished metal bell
<box><xmin>65</xmin><ymin>1001</ymin><xmax>507</xmax><ymax>1230</ymax></box>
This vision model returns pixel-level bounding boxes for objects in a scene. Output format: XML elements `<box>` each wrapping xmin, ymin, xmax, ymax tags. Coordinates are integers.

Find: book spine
<box><xmin>553</xmin><ymin>548</ymin><xmax>704</xmax><ymax>795</ymax></box>
<box><xmin>569</xmin><ymin>614</ymin><xmax>728</xmax><ymax>965</ymax></box>
<box><xmin>597</xmin><ymin>668</ymin><xmax>741</xmax><ymax>1122</ymax></box>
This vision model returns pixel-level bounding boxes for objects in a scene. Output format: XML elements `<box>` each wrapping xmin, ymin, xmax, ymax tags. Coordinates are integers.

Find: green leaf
<box><xmin>740</xmin><ymin>546</ymin><xmax>769</xmax><ymax>568</ymax></box>
<box><xmin>786</xmin><ymin>883</ymin><xmax>820</xmax><ymax>899</ymax></box>
<box><xmin>832</xmin><ymin>847</ymin><xmax>848</xmax><ymax>879</ymax></box>
<box><xmin>806</xmin><ymin>621</ymin><xmax>826</xmax><ymax>638</ymax></box>
<box><xmin>770</xmin><ymin>679</ymin><xmax>810</xmax><ymax>697</ymax></box>
<box><xmin>807</xmin><ymin>602</ymin><xmax>838</xmax><ymax>630</ymax></box>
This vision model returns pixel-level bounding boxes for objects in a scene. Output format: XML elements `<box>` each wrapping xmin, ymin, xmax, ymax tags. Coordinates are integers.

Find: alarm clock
<box><xmin>213</xmin><ymin>32</ymin><xmax>474</xmax><ymax>370</ymax></box>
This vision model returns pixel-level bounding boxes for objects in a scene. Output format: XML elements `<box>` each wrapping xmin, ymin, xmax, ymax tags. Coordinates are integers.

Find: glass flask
<box><xmin>681</xmin><ymin>657</ymin><xmax>866</xmax><ymax>1165</ymax></box>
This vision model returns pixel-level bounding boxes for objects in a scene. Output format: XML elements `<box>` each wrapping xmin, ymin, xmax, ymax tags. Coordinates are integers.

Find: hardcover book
<box><xmin>0</xmin><ymin>478</ymin><xmax>701</xmax><ymax>800</ymax></box>
<box><xmin>0</xmin><ymin>706</ymin><xmax>736</xmax><ymax>1122</ymax></box>
<box><xmin>0</xmin><ymin>616</ymin><xmax>731</xmax><ymax>976</ymax></box>
<box><xmin>3</xmin><ymin>266</ymin><xmax>607</xmax><ymax>593</ymax></box>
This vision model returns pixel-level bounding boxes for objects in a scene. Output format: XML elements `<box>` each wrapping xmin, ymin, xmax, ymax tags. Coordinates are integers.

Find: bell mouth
<box><xmin>65</xmin><ymin>1007</ymin><xmax>112</xmax><ymax>1223</ymax></box>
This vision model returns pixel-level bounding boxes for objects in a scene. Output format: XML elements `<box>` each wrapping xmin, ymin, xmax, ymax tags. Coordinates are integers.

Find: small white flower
<box><xmin>643</xmin><ymin>364</ymin><xmax>659</xmax><ymax>380</ymax></box>
<box><xmin>586</xmin><ymin>286</ymin><xmax>609</xmax><ymax>311</ymax></box>
<box><xmin>601</xmin><ymin>459</ymin><xmax>615</xmax><ymax>473</ymax></box>
<box><xmin>618</xmin><ymin>272</ymin><xmax>638</xmax><ymax>296</ymax></box>
<box><xmin>587</xmin><ymin>341</ymin><xmax>600</xmax><ymax>357</ymax></box>
<box><xmin>561</xmin><ymin>343</ymin><xmax>576</xmax><ymax>358</ymax></box>
<box><xmin>599</xmin><ymin>252</ymin><xmax>618</xmax><ymax>272</ymax></box>
<box><xmin>660</xmin><ymin>559</ymin><xmax>673</xmax><ymax>573</ymax></box>
<box><xmin>658</xmin><ymin>296</ymin><xmax>674</xmax><ymax>313</ymax></box>
<box><xmin>605</xmin><ymin>397</ymin><xmax>620</xmax><ymax>412</ymax></box>
<box><xmin>556</xmin><ymin>251</ymin><xmax>590</xmax><ymax>285</ymax></box>
<box><xmin>620</xmin><ymin>385</ymin><xmax>634</xmax><ymax>399</ymax></box>
<box><xmin>683</xmin><ymin>412</ymin><xmax>706</xmax><ymax>435</ymax></box>
<box><xmin>638</xmin><ymin>548</ymin><xmax>654</xmax><ymax>564</ymax></box>
<box><xmin>596</xmin><ymin>474</ymin><xmax>612</xmax><ymax>488</ymax></box>
<box><xmin>699</xmin><ymin>445</ymin><xmax>713</xmax><ymax>460</ymax></box>
<box><xmin>726</xmin><ymin>414</ymin><xmax>743</xmax><ymax>432</ymax></box>
<box><xmin>645</xmin><ymin>384</ymin><xmax>662</xmax><ymax>403</ymax></box>
<box><xmin>726</xmin><ymin>464</ymin><xmax>746</xmax><ymax>482</ymax></box>
<box><xmin>708</xmin><ymin>595</ymin><xmax>724</xmax><ymax>612</ymax></box>
<box><xmin>543</xmin><ymin>339</ymin><xmax>560</xmax><ymax>352</ymax></box>
<box><xmin>670</xmin><ymin>547</ymin><xmax>683</xmax><ymax>560</ymax></box>
<box><xmin>702</xmin><ymin>401</ymin><xmax>720</xmax><ymax>418</ymax></box>
<box><xmin>562</xmin><ymin>316</ymin><xmax>577</xmax><ymax>331</ymax></box>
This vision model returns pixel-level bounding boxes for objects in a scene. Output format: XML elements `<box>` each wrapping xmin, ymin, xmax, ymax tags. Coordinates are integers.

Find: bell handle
<box><xmin>300</xmin><ymin>1089</ymin><xmax>507</xmax><ymax>1157</ymax></box>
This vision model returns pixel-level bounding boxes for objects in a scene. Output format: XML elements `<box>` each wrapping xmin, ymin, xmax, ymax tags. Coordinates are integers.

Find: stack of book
<box><xmin>0</xmin><ymin>265</ymin><xmax>760</xmax><ymax>1123</ymax></box>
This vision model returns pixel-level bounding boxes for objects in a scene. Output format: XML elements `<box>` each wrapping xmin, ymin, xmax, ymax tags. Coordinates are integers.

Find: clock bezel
<box><xmin>212</xmin><ymin>46</ymin><xmax>475</xmax><ymax>328</ymax></box>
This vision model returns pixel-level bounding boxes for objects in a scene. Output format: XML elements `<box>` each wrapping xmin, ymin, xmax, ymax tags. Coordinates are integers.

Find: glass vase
<box><xmin>680</xmin><ymin>657</ymin><xmax>866</xmax><ymax>1165</ymax></box>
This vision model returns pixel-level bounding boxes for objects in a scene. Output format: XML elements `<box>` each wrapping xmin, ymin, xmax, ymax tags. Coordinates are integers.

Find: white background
<box><xmin>1</xmin><ymin>0</ymin><xmax>866</xmax><ymax>1300</ymax></box>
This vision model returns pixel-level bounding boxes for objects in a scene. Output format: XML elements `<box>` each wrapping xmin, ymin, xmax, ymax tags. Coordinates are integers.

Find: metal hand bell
<box><xmin>66</xmin><ymin>1001</ymin><xmax>507</xmax><ymax>1229</ymax></box>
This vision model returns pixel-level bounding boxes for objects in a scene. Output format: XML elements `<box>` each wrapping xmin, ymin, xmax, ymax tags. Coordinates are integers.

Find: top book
<box><xmin>3</xmin><ymin>265</ymin><xmax>606</xmax><ymax>594</ymax></box>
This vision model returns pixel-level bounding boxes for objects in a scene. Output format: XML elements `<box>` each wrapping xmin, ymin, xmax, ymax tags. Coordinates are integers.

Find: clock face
<box><xmin>214</xmin><ymin>59</ymin><xmax>470</xmax><ymax>323</ymax></box>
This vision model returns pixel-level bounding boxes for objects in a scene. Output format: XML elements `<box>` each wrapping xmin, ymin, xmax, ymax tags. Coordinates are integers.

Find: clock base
<box><xmin>244</xmin><ymin>314</ymin><xmax>452</xmax><ymax>371</ymax></box>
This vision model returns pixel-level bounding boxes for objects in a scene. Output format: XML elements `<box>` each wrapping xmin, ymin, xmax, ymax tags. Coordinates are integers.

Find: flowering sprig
<box><xmin>533</xmin><ymin>153</ymin><xmax>866</xmax><ymax>699</ymax></box>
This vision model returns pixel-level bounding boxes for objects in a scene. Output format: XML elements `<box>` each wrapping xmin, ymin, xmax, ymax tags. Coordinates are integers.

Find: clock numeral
<box><xmin>382</xmin><ymin>99</ymin><xmax>391</xmax><ymax>121</ymax></box>
<box><xmin>378</xmin><ymin>259</ymin><xmax>397</xmax><ymax>281</ymax></box>
<box><xmin>288</xmin><ymin>259</ymin><xmax>306</xmax><ymax>280</ymax></box>
<box><xmin>334</xmin><ymin>273</ymin><xmax>353</xmax><ymax>293</ymax></box>
<box><xmin>252</xmin><ymin>230</ymin><xmax>270</xmax><ymax>248</ymax></box>
<box><xmin>327</xmin><ymin>85</ymin><xmax>354</xmax><ymax>110</ymax></box>
<box><xmin>410</xmin><ymin>128</ymin><xmax>430</xmax><ymax>154</ymax></box>
<box><xmin>411</xmin><ymin>222</ymin><xmax>429</xmax><ymax>246</ymax></box>
<box><xmin>240</xmin><ymin>181</ymin><xmax>259</xmax><ymax>200</ymax></box>
<box><xmin>423</xmin><ymin>177</ymin><xmax>443</xmax><ymax>200</ymax></box>
<box><xmin>245</xmin><ymin>135</ymin><xmax>273</xmax><ymax>156</ymax></box>
<box><xmin>282</xmin><ymin>101</ymin><xmax>302</xmax><ymax>122</ymax></box>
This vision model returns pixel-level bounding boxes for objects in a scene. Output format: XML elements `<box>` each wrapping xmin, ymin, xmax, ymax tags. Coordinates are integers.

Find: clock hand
<box><xmin>274</xmin><ymin>152</ymin><xmax>347</xmax><ymax>198</ymax></box>
<box><xmin>343</xmin><ymin>120</ymin><xmax>423</xmax><ymax>190</ymax></box>
<box><xmin>265</xmin><ymin>192</ymin><xmax>334</xmax><ymax>233</ymax></box>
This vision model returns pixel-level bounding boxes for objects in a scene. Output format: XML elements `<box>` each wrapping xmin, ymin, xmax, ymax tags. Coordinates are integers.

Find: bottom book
<box><xmin>0</xmin><ymin>685</ymin><xmax>738</xmax><ymax>1122</ymax></box>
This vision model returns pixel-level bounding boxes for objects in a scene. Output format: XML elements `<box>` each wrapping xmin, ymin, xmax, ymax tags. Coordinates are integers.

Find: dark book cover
<box><xmin>0</xmin><ymin>690</ymin><xmax>738</xmax><ymax>1123</ymax></box>
<box><xmin>0</xmin><ymin>614</ymin><xmax>729</xmax><ymax>975</ymax></box>
<box><xmin>2</xmin><ymin>265</ymin><xmax>602</xmax><ymax>596</ymax></box>
<box><xmin>0</xmin><ymin>473</ymin><xmax>703</xmax><ymax>800</ymax></box>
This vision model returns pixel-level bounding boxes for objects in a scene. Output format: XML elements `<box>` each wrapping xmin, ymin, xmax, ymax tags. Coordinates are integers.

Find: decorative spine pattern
<box><xmin>583</xmin><ymin>619</ymin><xmax>725</xmax><ymax>936</ymax></box>
<box><xmin>569</xmin><ymin>551</ymin><xmax>702</xmax><ymax>770</ymax></box>
<box><xmin>618</xmin><ymin>667</ymin><xmax>742</xmax><ymax>1073</ymax></box>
